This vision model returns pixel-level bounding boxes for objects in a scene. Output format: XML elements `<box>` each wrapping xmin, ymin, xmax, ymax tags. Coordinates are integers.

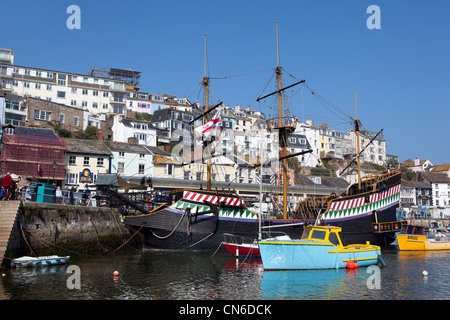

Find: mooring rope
<box><xmin>112</xmin><ymin>224</ymin><xmax>145</xmax><ymax>253</ymax></box>
<box><xmin>150</xmin><ymin>211</ymin><xmax>186</xmax><ymax>239</ymax></box>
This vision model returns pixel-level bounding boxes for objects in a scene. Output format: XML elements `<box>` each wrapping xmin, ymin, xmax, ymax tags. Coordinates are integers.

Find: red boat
<box><xmin>223</xmin><ymin>241</ymin><xmax>260</xmax><ymax>258</ymax></box>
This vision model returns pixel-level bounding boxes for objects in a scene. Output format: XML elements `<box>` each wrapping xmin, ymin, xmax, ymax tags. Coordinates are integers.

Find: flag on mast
<box><xmin>194</xmin><ymin>109</ymin><xmax>221</xmax><ymax>140</ymax></box>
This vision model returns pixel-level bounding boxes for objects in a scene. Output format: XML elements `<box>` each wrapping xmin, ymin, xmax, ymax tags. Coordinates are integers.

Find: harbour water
<box><xmin>1</xmin><ymin>246</ymin><xmax>449</xmax><ymax>301</ymax></box>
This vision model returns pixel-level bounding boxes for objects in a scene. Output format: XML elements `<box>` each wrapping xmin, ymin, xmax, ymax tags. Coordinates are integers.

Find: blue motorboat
<box><xmin>259</xmin><ymin>225</ymin><xmax>382</xmax><ymax>270</ymax></box>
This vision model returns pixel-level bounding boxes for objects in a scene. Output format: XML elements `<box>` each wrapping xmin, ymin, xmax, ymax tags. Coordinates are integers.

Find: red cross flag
<box><xmin>194</xmin><ymin>109</ymin><xmax>221</xmax><ymax>141</ymax></box>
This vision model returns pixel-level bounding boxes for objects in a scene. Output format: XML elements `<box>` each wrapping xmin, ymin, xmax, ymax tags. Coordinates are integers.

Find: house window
<box><xmin>118</xmin><ymin>162</ymin><xmax>125</xmax><ymax>174</ymax></box>
<box><xmin>71</xmin><ymin>88</ymin><xmax>77</xmax><ymax>94</ymax></box>
<box><xmin>184</xmin><ymin>171</ymin><xmax>189</xmax><ymax>180</ymax></box>
<box><xmin>139</xmin><ymin>154</ymin><xmax>145</xmax><ymax>159</ymax></box>
<box><xmin>93</xmin><ymin>90</ymin><xmax>99</xmax><ymax>96</ymax></box>
<box><xmin>47</xmin><ymin>84</ymin><xmax>52</xmax><ymax>91</ymax></box>
<box><xmin>69</xmin><ymin>155</ymin><xmax>76</xmax><ymax>165</ymax></box>
<box><xmin>82</xmin><ymin>89</ymin><xmax>88</xmax><ymax>95</ymax></box>
<box><xmin>67</xmin><ymin>173</ymin><xmax>78</xmax><ymax>185</ymax></box>
<box><xmin>34</xmin><ymin>110</ymin><xmax>50</xmax><ymax>121</ymax></box>
<box><xmin>57</xmin><ymin>91</ymin><xmax>66</xmax><ymax>98</ymax></box>
<box><xmin>139</xmin><ymin>164</ymin><xmax>145</xmax><ymax>174</ymax></box>
<box><xmin>119</xmin><ymin>152</ymin><xmax>125</xmax><ymax>157</ymax></box>
<box><xmin>71</xmin><ymin>100</ymin><xmax>77</xmax><ymax>106</ymax></box>
<box><xmin>97</xmin><ymin>158</ymin><xmax>104</xmax><ymax>167</ymax></box>
<box><xmin>102</xmin><ymin>103</ymin><xmax>108</xmax><ymax>109</ymax></box>
<box><xmin>35</xmin><ymin>83</ymin><xmax>41</xmax><ymax>89</ymax></box>
<box><xmin>57</xmin><ymin>74</ymin><xmax>66</xmax><ymax>86</ymax></box>
<box><xmin>196</xmin><ymin>172</ymin><xmax>202</xmax><ymax>180</ymax></box>
<box><xmin>92</xmin><ymin>102</ymin><xmax>98</xmax><ymax>109</ymax></box>
<box><xmin>59</xmin><ymin>114</ymin><xmax>65</xmax><ymax>123</ymax></box>
<box><xmin>24</xmin><ymin>82</ymin><xmax>30</xmax><ymax>88</ymax></box>
<box><xmin>82</xmin><ymin>101</ymin><xmax>87</xmax><ymax>107</ymax></box>
<box><xmin>83</xmin><ymin>157</ymin><xmax>90</xmax><ymax>166</ymax></box>
<box><xmin>165</xmin><ymin>164</ymin><xmax>174</xmax><ymax>176</ymax></box>
<box><xmin>103</xmin><ymin>92</ymin><xmax>108</xmax><ymax>97</ymax></box>
<box><xmin>225</xmin><ymin>174</ymin><xmax>230</xmax><ymax>183</ymax></box>
<box><xmin>74</xmin><ymin>117</ymin><xmax>79</xmax><ymax>126</ymax></box>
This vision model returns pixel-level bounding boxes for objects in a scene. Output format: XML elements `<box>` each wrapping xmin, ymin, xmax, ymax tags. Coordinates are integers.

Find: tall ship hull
<box><xmin>123</xmin><ymin>169</ymin><xmax>405</xmax><ymax>250</ymax></box>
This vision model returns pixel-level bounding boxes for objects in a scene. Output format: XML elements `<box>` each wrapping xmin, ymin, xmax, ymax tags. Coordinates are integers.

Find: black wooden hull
<box><xmin>123</xmin><ymin>171</ymin><xmax>403</xmax><ymax>251</ymax></box>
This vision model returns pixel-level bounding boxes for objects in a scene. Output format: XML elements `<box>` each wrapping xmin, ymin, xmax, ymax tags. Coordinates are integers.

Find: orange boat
<box><xmin>396</xmin><ymin>225</ymin><xmax>450</xmax><ymax>251</ymax></box>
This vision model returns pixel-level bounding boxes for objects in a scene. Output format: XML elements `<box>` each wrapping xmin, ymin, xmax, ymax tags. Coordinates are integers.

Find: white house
<box><xmin>420</xmin><ymin>172</ymin><xmax>450</xmax><ymax>218</ymax></box>
<box><xmin>111</xmin><ymin>115</ymin><xmax>158</xmax><ymax>147</ymax></box>
<box><xmin>104</xmin><ymin>141</ymin><xmax>153</xmax><ymax>179</ymax></box>
<box><xmin>295</xmin><ymin>120</ymin><xmax>321</xmax><ymax>167</ymax></box>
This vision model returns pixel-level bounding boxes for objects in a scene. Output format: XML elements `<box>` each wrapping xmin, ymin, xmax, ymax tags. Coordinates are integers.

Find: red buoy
<box><xmin>346</xmin><ymin>261</ymin><xmax>355</xmax><ymax>269</ymax></box>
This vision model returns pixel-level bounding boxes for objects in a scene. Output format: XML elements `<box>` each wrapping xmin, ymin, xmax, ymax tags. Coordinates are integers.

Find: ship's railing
<box><xmin>360</xmin><ymin>168</ymin><xmax>401</xmax><ymax>191</ymax></box>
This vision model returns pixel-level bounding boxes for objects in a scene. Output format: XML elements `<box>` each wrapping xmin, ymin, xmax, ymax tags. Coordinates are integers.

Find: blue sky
<box><xmin>2</xmin><ymin>0</ymin><xmax>450</xmax><ymax>164</ymax></box>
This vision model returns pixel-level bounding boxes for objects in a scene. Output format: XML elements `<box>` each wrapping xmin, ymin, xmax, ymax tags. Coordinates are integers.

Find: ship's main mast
<box><xmin>275</xmin><ymin>22</ymin><xmax>289</xmax><ymax>220</ymax></box>
<box><xmin>203</xmin><ymin>33</ymin><xmax>212</xmax><ymax>191</ymax></box>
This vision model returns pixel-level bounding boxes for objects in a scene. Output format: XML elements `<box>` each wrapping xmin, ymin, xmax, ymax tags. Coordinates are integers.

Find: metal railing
<box><xmin>1</xmin><ymin>185</ymin><xmax>102</xmax><ymax>207</ymax></box>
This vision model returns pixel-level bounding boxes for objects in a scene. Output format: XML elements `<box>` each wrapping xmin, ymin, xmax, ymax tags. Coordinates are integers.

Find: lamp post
<box><xmin>52</xmin><ymin>160</ymin><xmax>57</xmax><ymax>186</ymax></box>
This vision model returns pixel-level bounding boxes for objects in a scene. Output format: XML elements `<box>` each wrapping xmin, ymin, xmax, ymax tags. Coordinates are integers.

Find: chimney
<box><xmin>414</xmin><ymin>158</ymin><xmax>420</xmax><ymax>166</ymax></box>
<box><xmin>126</xmin><ymin>110</ymin><xmax>133</xmax><ymax>119</ymax></box>
<box><xmin>97</xmin><ymin>130</ymin><xmax>103</xmax><ymax>141</ymax></box>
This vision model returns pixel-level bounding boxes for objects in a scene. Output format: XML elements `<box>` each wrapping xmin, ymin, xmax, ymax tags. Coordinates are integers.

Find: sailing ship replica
<box><xmin>120</xmin><ymin>26</ymin><xmax>406</xmax><ymax>251</ymax></box>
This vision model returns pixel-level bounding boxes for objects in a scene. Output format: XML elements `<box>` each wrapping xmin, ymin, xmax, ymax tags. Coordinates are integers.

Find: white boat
<box><xmin>11</xmin><ymin>255</ymin><xmax>70</xmax><ymax>268</ymax></box>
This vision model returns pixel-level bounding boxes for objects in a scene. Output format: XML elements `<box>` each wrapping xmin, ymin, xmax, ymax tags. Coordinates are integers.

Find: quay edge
<box><xmin>2</xmin><ymin>201</ymin><xmax>141</xmax><ymax>268</ymax></box>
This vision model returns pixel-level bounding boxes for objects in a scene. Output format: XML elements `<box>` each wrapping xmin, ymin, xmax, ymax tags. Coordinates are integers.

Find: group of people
<box><xmin>0</xmin><ymin>172</ymin><xmax>30</xmax><ymax>201</ymax></box>
<box><xmin>55</xmin><ymin>185</ymin><xmax>96</xmax><ymax>206</ymax></box>
<box><xmin>1</xmin><ymin>173</ymin><xmax>96</xmax><ymax>206</ymax></box>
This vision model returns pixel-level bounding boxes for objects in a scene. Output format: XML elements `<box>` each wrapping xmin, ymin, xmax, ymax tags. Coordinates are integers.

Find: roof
<box><xmin>420</xmin><ymin>172</ymin><xmax>450</xmax><ymax>183</ymax></box>
<box><xmin>104</xmin><ymin>140</ymin><xmax>151</xmax><ymax>154</ymax></box>
<box><xmin>320</xmin><ymin>176</ymin><xmax>350</xmax><ymax>189</ymax></box>
<box><xmin>402</xmin><ymin>159</ymin><xmax>431</xmax><ymax>167</ymax></box>
<box><xmin>153</xmin><ymin>155</ymin><xmax>180</xmax><ymax>165</ymax></box>
<box><xmin>64</xmin><ymin>139</ymin><xmax>112</xmax><ymax>155</ymax></box>
<box><xmin>120</xmin><ymin>118</ymin><xmax>157</xmax><ymax>129</ymax></box>
<box><xmin>431</xmin><ymin>164</ymin><xmax>450</xmax><ymax>172</ymax></box>
<box><xmin>94</xmin><ymin>174</ymin><xmax>122</xmax><ymax>187</ymax></box>
<box><xmin>409</xmin><ymin>180</ymin><xmax>431</xmax><ymax>189</ymax></box>
<box><xmin>5</xmin><ymin>93</ymin><xmax>23</xmax><ymax>102</ymax></box>
<box><xmin>145</xmin><ymin>146</ymin><xmax>170</xmax><ymax>156</ymax></box>
<box><xmin>401</xmin><ymin>179</ymin><xmax>415</xmax><ymax>188</ymax></box>
<box><xmin>10</xmin><ymin>126</ymin><xmax>57</xmax><ymax>137</ymax></box>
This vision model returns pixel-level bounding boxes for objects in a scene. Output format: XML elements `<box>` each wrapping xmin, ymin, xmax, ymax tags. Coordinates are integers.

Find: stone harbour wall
<box><xmin>8</xmin><ymin>202</ymin><xmax>140</xmax><ymax>258</ymax></box>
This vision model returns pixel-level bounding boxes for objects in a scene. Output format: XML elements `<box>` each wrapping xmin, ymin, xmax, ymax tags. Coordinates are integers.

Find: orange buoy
<box><xmin>346</xmin><ymin>261</ymin><xmax>355</xmax><ymax>269</ymax></box>
<box><xmin>354</xmin><ymin>261</ymin><xmax>359</xmax><ymax>268</ymax></box>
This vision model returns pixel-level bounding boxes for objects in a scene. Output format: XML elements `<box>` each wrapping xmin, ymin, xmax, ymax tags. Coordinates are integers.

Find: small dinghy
<box><xmin>11</xmin><ymin>255</ymin><xmax>70</xmax><ymax>268</ymax></box>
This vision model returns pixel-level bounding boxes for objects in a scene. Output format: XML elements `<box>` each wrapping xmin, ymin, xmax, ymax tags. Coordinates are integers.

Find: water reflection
<box><xmin>1</xmin><ymin>249</ymin><xmax>449</xmax><ymax>300</ymax></box>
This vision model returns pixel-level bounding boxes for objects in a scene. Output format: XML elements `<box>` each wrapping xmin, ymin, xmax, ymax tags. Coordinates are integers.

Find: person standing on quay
<box><xmin>1</xmin><ymin>172</ymin><xmax>13</xmax><ymax>200</ymax></box>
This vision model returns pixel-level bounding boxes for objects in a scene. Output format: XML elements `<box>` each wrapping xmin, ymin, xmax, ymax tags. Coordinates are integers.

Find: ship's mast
<box><xmin>275</xmin><ymin>22</ymin><xmax>289</xmax><ymax>220</ymax></box>
<box><xmin>355</xmin><ymin>92</ymin><xmax>362</xmax><ymax>190</ymax></box>
<box><xmin>203</xmin><ymin>33</ymin><xmax>212</xmax><ymax>191</ymax></box>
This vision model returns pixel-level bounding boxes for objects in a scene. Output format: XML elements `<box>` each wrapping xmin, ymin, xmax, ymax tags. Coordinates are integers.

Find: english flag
<box><xmin>194</xmin><ymin>109</ymin><xmax>221</xmax><ymax>141</ymax></box>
